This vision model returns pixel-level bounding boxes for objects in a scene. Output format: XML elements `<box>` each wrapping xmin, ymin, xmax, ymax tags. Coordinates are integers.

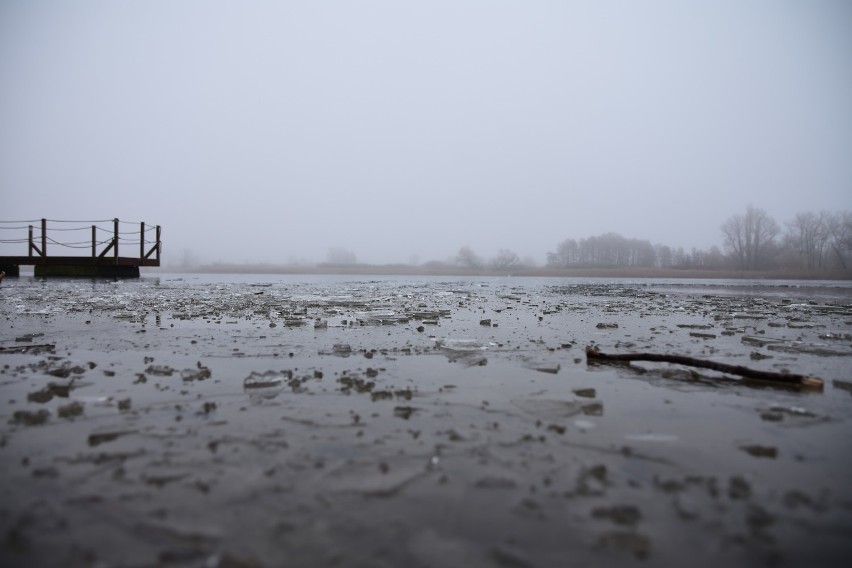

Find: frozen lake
<box><xmin>1</xmin><ymin>273</ymin><xmax>851</xmax><ymax>567</ymax></box>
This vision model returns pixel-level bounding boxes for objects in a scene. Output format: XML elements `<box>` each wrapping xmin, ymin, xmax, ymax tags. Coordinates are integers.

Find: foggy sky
<box><xmin>2</xmin><ymin>1</ymin><xmax>851</xmax><ymax>266</ymax></box>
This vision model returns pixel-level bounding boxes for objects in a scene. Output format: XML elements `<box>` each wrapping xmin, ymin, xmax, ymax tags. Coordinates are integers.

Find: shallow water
<box><xmin>1</xmin><ymin>274</ymin><xmax>851</xmax><ymax>567</ymax></box>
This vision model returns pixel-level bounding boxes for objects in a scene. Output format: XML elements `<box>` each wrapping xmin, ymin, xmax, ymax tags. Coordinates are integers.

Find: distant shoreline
<box><xmin>143</xmin><ymin>264</ymin><xmax>852</xmax><ymax>281</ymax></box>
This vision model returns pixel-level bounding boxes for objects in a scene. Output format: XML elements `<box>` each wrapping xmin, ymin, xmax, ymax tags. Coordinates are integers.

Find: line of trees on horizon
<box><xmin>170</xmin><ymin>206</ymin><xmax>851</xmax><ymax>277</ymax></box>
<box><xmin>541</xmin><ymin>206</ymin><xmax>851</xmax><ymax>275</ymax></box>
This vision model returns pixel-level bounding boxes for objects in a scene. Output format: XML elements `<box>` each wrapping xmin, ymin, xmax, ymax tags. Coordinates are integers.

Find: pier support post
<box><xmin>113</xmin><ymin>218</ymin><xmax>119</xmax><ymax>260</ymax></box>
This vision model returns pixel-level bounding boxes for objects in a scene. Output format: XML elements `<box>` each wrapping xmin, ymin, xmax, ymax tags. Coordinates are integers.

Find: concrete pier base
<box><xmin>0</xmin><ymin>265</ymin><xmax>20</xmax><ymax>277</ymax></box>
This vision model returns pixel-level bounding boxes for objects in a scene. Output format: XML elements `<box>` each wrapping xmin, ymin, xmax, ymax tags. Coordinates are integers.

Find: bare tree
<box><xmin>825</xmin><ymin>211</ymin><xmax>852</xmax><ymax>270</ymax></box>
<box><xmin>491</xmin><ymin>249</ymin><xmax>521</xmax><ymax>271</ymax></box>
<box><xmin>705</xmin><ymin>246</ymin><xmax>727</xmax><ymax>269</ymax></box>
<box><xmin>721</xmin><ymin>215</ymin><xmax>747</xmax><ymax>268</ymax></box>
<box><xmin>176</xmin><ymin>248</ymin><xmax>199</xmax><ymax>269</ymax></box>
<box><xmin>721</xmin><ymin>205</ymin><xmax>779</xmax><ymax>270</ymax></box>
<box><xmin>784</xmin><ymin>211</ymin><xmax>829</xmax><ymax>269</ymax></box>
<box><xmin>547</xmin><ymin>238</ymin><xmax>579</xmax><ymax>268</ymax></box>
<box><xmin>326</xmin><ymin>247</ymin><xmax>357</xmax><ymax>265</ymax></box>
<box><xmin>629</xmin><ymin>238</ymin><xmax>657</xmax><ymax>266</ymax></box>
<box><xmin>654</xmin><ymin>244</ymin><xmax>673</xmax><ymax>267</ymax></box>
<box><xmin>455</xmin><ymin>246</ymin><xmax>483</xmax><ymax>269</ymax></box>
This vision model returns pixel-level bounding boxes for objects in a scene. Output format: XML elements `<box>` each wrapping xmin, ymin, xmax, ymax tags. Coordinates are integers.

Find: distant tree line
<box><xmin>547</xmin><ymin>233</ymin><xmax>660</xmax><ymax>268</ymax></box>
<box><xmin>721</xmin><ymin>206</ymin><xmax>851</xmax><ymax>272</ymax></box>
<box><xmin>455</xmin><ymin>246</ymin><xmax>531</xmax><ymax>271</ymax></box>
<box><xmin>545</xmin><ymin>233</ymin><xmax>726</xmax><ymax>269</ymax></box>
<box><xmin>542</xmin><ymin>206</ymin><xmax>851</xmax><ymax>275</ymax></box>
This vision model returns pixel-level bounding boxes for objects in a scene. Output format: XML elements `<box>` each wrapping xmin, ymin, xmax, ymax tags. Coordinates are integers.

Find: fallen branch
<box><xmin>585</xmin><ymin>345</ymin><xmax>823</xmax><ymax>390</ymax></box>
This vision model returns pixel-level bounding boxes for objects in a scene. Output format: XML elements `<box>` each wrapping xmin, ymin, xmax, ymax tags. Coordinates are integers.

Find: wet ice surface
<box><xmin>1</xmin><ymin>274</ymin><xmax>852</xmax><ymax>567</ymax></box>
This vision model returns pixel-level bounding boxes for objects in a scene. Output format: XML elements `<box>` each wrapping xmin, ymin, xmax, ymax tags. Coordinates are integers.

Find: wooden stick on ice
<box><xmin>585</xmin><ymin>345</ymin><xmax>824</xmax><ymax>390</ymax></box>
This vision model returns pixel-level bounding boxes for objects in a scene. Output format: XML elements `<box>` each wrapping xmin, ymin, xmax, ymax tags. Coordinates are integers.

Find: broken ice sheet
<box><xmin>320</xmin><ymin>455</ymin><xmax>429</xmax><ymax>497</ymax></box>
<box><xmin>355</xmin><ymin>310</ymin><xmax>409</xmax><ymax>325</ymax></box>
<box><xmin>243</xmin><ymin>370</ymin><xmax>288</xmax><ymax>389</ymax></box>
<box><xmin>88</xmin><ymin>429</ymin><xmax>137</xmax><ymax>447</ymax></box>
<box><xmin>511</xmin><ymin>399</ymin><xmax>586</xmax><ymax>420</ymax></box>
<box><xmin>243</xmin><ymin>370</ymin><xmax>289</xmax><ymax>401</ymax></box>
<box><xmin>520</xmin><ymin>358</ymin><xmax>561</xmax><ymax>374</ymax></box>
<box><xmin>436</xmin><ymin>338</ymin><xmax>490</xmax><ymax>351</ymax></box>
<box><xmin>625</xmin><ymin>433</ymin><xmax>678</xmax><ymax>443</ymax></box>
<box><xmin>181</xmin><ymin>365</ymin><xmax>212</xmax><ymax>381</ymax></box>
<box><xmin>436</xmin><ymin>338</ymin><xmax>493</xmax><ymax>366</ymax></box>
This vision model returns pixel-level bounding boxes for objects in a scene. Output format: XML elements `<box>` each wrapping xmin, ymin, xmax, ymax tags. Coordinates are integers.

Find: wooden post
<box><xmin>92</xmin><ymin>225</ymin><xmax>97</xmax><ymax>257</ymax></box>
<box><xmin>140</xmin><ymin>222</ymin><xmax>145</xmax><ymax>259</ymax></box>
<box><xmin>113</xmin><ymin>218</ymin><xmax>119</xmax><ymax>260</ymax></box>
<box><xmin>28</xmin><ymin>225</ymin><xmax>33</xmax><ymax>258</ymax></box>
<box><xmin>156</xmin><ymin>226</ymin><xmax>161</xmax><ymax>262</ymax></box>
<box><xmin>41</xmin><ymin>218</ymin><xmax>47</xmax><ymax>258</ymax></box>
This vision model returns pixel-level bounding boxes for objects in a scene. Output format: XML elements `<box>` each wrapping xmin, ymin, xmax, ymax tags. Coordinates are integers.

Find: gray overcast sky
<box><xmin>1</xmin><ymin>0</ymin><xmax>851</xmax><ymax>265</ymax></box>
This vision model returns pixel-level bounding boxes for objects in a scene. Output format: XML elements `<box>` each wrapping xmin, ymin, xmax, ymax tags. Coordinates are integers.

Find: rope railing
<box><xmin>46</xmin><ymin>238</ymin><xmax>113</xmax><ymax>250</ymax></box>
<box><xmin>46</xmin><ymin>237</ymin><xmax>114</xmax><ymax>246</ymax></box>
<box><xmin>40</xmin><ymin>225</ymin><xmax>94</xmax><ymax>232</ymax></box>
<box><xmin>0</xmin><ymin>218</ymin><xmax>161</xmax><ymax>262</ymax></box>
<box><xmin>46</xmin><ymin>219</ymin><xmax>119</xmax><ymax>224</ymax></box>
<box><xmin>1</xmin><ymin>219</ymin><xmax>155</xmax><ymax>226</ymax></box>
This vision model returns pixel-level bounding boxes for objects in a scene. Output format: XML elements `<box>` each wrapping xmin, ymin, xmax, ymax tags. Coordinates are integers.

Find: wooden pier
<box><xmin>0</xmin><ymin>218</ymin><xmax>161</xmax><ymax>278</ymax></box>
